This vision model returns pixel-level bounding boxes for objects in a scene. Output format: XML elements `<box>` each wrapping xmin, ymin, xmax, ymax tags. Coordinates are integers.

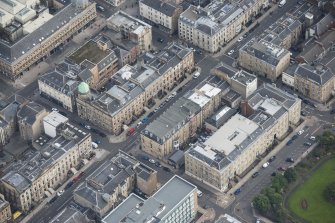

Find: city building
<box><xmin>179</xmin><ymin>0</ymin><xmax>267</xmax><ymax>53</ymax></box>
<box><xmin>43</xmin><ymin>111</ymin><xmax>69</xmax><ymax>138</ymax></box>
<box><xmin>205</xmin><ymin>105</ymin><xmax>237</xmax><ymax>131</ymax></box>
<box><xmin>102</xmin><ymin>175</ymin><xmax>198</xmax><ymax>223</ymax></box>
<box><xmin>68</xmin><ymin>39</ymin><xmax>119</xmax><ymax>90</ymax></box>
<box><xmin>38</xmin><ymin>60</ymin><xmax>84</xmax><ymax>112</ymax></box>
<box><xmin>239</xmin><ymin>39</ymin><xmax>291</xmax><ymax>81</ymax></box>
<box><xmin>222</xmin><ymin>90</ymin><xmax>242</xmax><ymax>109</ymax></box>
<box><xmin>141</xmin><ymin>79</ymin><xmax>225</xmax><ymax>160</ymax></box>
<box><xmin>282</xmin><ymin>64</ymin><xmax>298</xmax><ymax>88</ymax></box>
<box><xmin>0</xmin><ymin>0</ymin><xmax>97</xmax><ymax>80</ymax></box>
<box><xmin>48</xmin><ymin>206</ymin><xmax>94</xmax><ymax>223</ymax></box>
<box><xmin>74</xmin><ymin>151</ymin><xmax>157</xmax><ymax>217</ymax></box>
<box><xmin>77</xmin><ymin>43</ymin><xmax>194</xmax><ymax>135</ymax></box>
<box><xmin>0</xmin><ymin>114</ymin><xmax>92</xmax><ymax>211</ymax></box>
<box><xmin>212</xmin><ymin>62</ymin><xmax>257</xmax><ymax>98</ymax></box>
<box><xmin>107</xmin><ymin>11</ymin><xmax>152</xmax><ymax>51</ymax></box>
<box><xmin>0</xmin><ymin>194</ymin><xmax>11</xmax><ymax>223</ymax></box>
<box><xmin>260</xmin><ymin>14</ymin><xmax>303</xmax><ymax>49</ymax></box>
<box><xmin>139</xmin><ymin>0</ymin><xmax>182</xmax><ymax>34</ymax></box>
<box><xmin>294</xmin><ymin>63</ymin><xmax>335</xmax><ymax>103</ymax></box>
<box><xmin>185</xmin><ymin>84</ymin><xmax>301</xmax><ymax>191</ymax></box>
<box><xmin>17</xmin><ymin>102</ymin><xmax>49</xmax><ymax>141</ymax></box>
<box><xmin>0</xmin><ymin>95</ymin><xmax>27</xmax><ymax>146</ymax></box>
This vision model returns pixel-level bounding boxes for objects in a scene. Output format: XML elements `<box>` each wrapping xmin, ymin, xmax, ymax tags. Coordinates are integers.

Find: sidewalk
<box><xmin>20</xmin><ymin>148</ymin><xmax>109</xmax><ymax>223</ymax></box>
<box><xmin>212</xmin><ymin>4</ymin><xmax>277</xmax><ymax>58</ymax></box>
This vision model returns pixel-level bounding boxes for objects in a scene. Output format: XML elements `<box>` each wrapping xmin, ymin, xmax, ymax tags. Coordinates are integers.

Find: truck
<box><xmin>278</xmin><ymin>0</ymin><xmax>286</xmax><ymax>7</ymax></box>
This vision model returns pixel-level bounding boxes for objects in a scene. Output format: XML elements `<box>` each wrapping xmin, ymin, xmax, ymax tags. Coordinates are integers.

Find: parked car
<box><xmin>262</xmin><ymin>162</ymin><xmax>269</xmax><ymax>168</ymax></box>
<box><xmin>85</xmin><ymin>125</ymin><xmax>91</xmax><ymax>130</ymax></box>
<box><xmin>278</xmin><ymin>166</ymin><xmax>286</xmax><ymax>171</ymax></box>
<box><xmin>79</xmin><ymin>171</ymin><xmax>85</xmax><ymax>177</ymax></box>
<box><xmin>149</xmin><ymin>159</ymin><xmax>155</xmax><ymax>164</ymax></box>
<box><xmin>155</xmin><ymin>161</ymin><xmax>162</xmax><ymax>167</ymax></box>
<box><xmin>157</xmin><ymin>38</ymin><xmax>164</xmax><ymax>43</ymax></box>
<box><xmin>98</xmin><ymin>132</ymin><xmax>107</xmax><ymax>138</ymax></box>
<box><xmin>304</xmin><ymin>142</ymin><xmax>312</xmax><ymax>147</ymax></box>
<box><xmin>227</xmin><ymin>49</ymin><xmax>234</xmax><ymax>56</ymax></box>
<box><xmin>234</xmin><ymin>188</ymin><xmax>241</xmax><ymax>195</ymax></box>
<box><xmin>271</xmin><ymin>172</ymin><xmax>277</xmax><ymax>177</ymax></box>
<box><xmin>142</xmin><ymin>155</ymin><xmax>149</xmax><ymax>161</ymax></box>
<box><xmin>127</xmin><ymin>128</ymin><xmax>136</xmax><ymax>136</ymax></box>
<box><xmin>94</xmin><ymin>139</ymin><xmax>101</xmax><ymax>144</ymax></box>
<box><xmin>59</xmin><ymin>111</ymin><xmax>67</xmax><ymax>117</ymax></box>
<box><xmin>162</xmin><ymin>166</ymin><xmax>171</xmax><ymax>172</ymax></box>
<box><xmin>57</xmin><ymin>190</ymin><xmax>64</xmax><ymax>196</ymax></box>
<box><xmin>286</xmin><ymin>157</ymin><xmax>294</xmax><ymax>163</ymax></box>
<box><xmin>310</xmin><ymin>136</ymin><xmax>316</xmax><ymax>141</ymax></box>
<box><xmin>286</xmin><ymin>140</ymin><xmax>293</xmax><ymax>146</ymax></box>
<box><xmin>148</xmin><ymin>112</ymin><xmax>154</xmax><ymax>118</ymax></box>
<box><xmin>269</xmin><ymin>156</ymin><xmax>276</xmax><ymax>162</ymax></box>
<box><xmin>197</xmin><ymin>190</ymin><xmax>203</xmax><ymax>197</ymax></box>
<box><xmin>154</xmin><ymin>108</ymin><xmax>159</xmax><ymax>113</ymax></box>
<box><xmin>65</xmin><ymin>181</ymin><xmax>73</xmax><ymax>189</ymax></box>
<box><xmin>252</xmin><ymin>172</ymin><xmax>259</xmax><ymax>178</ymax></box>
<box><xmin>298</xmin><ymin>129</ymin><xmax>304</xmax><ymax>135</ymax></box>
<box><xmin>48</xmin><ymin>196</ymin><xmax>58</xmax><ymax>204</ymax></box>
<box><xmin>237</xmin><ymin>36</ymin><xmax>243</xmax><ymax>42</ymax></box>
<box><xmin>291</xmin><ymin>135</ymin><xmax>298</xmax><ymax>140</ymax></box>
<box><xmin>142</xmin><ymin>117</ymin><xmax>149</xmax><ymax>124</ymax></box>
<box><xmin>176</xmin><ymin>87</ymin><xmax>183</xmax><ymax>93</ymax></box>
<box><xmin>52</xmin><ymin>108</ymin><xmax>59</xmax><ymax>112</ymax></box>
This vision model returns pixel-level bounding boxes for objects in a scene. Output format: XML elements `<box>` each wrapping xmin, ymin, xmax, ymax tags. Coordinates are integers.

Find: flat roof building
<box><xmin>102</xmin><ymin>175</ymin><xmax>197</xmax><ymax>223</ymax></box>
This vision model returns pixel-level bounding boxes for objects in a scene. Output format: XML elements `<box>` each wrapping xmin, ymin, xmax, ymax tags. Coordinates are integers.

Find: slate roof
<box><xmin>294</xmin><ymin>63</ymin><xmax>334</xmax><ymax>85</ymax></box>
<box><xmin>140</xmin><ymin>0</ymin><xmax>178</xmax><ymax>17</ymax></box>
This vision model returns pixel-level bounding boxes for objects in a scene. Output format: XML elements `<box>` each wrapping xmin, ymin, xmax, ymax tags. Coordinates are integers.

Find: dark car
<box><xmin>234</xmin><ymin>188</ymin><xmax>241</xmax><ymax>195</ymax></box>
<box><xmin>304</xmin><ymin>142</ymin><xmax>312</xmax><ymax>147</ymax></box>
<box><xmin>162</xmin><ymin>167</ymin><xmax>171</xmax><ymax>172</ymax></box>
<box><xmin>286</xmin><ymin>157</ymin><xmax>294</xmax><ymax>163</ymax></box>
<box><xmin>148</xmin><ymin>112</ymin><xmax>154</xmax><ymax>118</ymax></box>
<box><xmin>252</xmin><ymin>172</ymin><xmax>259</xmax><ymax>178</ymax></box>
<box><xmin>271</xmin><ymin>172</ymin><xmax>277</xmax><ymax>177</ymax></box>
<box><xmin>142</xmin><ymin>155</ymin><xmax>150</xmax><ymax>161</ymax></box>
<box><xmin>269</xmin><ymin>156</ymin><xmax>276</xmax><ymax>162</ymax></box>
<box><xmin>79</xmin><ymin>171</ymin><xmax>85</xmax><ymax>177</ymax></box>
<box><xmin>243</xmin><ymin>33</ymin><xmax>248</xmax><ymax>38</ymax></box>
<box><xmin>155</xmin><ymin>161</ymin><xmax>162</xmax><ymax>168</ymax></box>
<box><xmin>48</xmin><ymin>196</ymin><xmax>58</xmax><ymax>204</ymax></box>
<box><xmin>94</xmin><ymin>139</ymin><xmax>101</xmax><ymax>144</ymax></box>
<box><xmin>330</xmin><ymin>109</ymin><xmax>335</xmax><ymax>114</ymax></box>
<box><xmin>65</xmin><ymin>181</ymin><xmax>74</xmax><ymax>189</ymax></box>
<box><xmin>291</xmin><ymin>135</ymin><xmax>298</xmax><ymax>140</ymax></box>
<box><xmin>59</xmin><ymin>111</ymin><xmax>67</xmax><ymax>117</ymax></box>
<box><xmin>157</xmin><ymin>38</ymin><xmax>164</xmax><ymax>43</ymax></box>
<box><xmin>177</xmin><ymin>87</ymin><xmax>183</xmax><ymax>93</ymax></box>
<box><xmin>301</xmin><ymin>111</ymin><xmax>306</xmax><ymax>116</ymax></box>
<box><xmin>142</xmin><ymin>117</ymin><xmax>149</xmax><ymax>124</ymax></box>
<box><xmin>99</xmin><ymin>132</ymin><xmax>107</xmax><ymax>137</ymax></box>
<box><xmin>286</xmin><ymin>140</ymin><xmax>293</xmax><ymax>146</ymax></box>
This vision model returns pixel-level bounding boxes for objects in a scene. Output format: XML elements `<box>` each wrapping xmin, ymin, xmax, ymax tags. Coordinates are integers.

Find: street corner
<box><xmin>196</xmin><ymin>207</ymin><xmax>216</xmax><ymax>223</ymax></box>
<box><xmin>107</xmin><ymin>133</ymin><xmax>127</xmax><ymax>143</ymax></box>
<box><xmin>216</xmin><ymin>193</ymin><xmax>235</xmax><ymax>208</ymax></box>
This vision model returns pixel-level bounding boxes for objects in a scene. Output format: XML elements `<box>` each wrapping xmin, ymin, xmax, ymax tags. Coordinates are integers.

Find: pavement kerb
<box><xmin>19</xmin><ymin>149</ymin><xmax>109</xmax><ymax>223</ymax></box>
<box><xmin>228</xmin><ymin>119</ymin><xmax>308</xmax><ymax>195</ymax></box>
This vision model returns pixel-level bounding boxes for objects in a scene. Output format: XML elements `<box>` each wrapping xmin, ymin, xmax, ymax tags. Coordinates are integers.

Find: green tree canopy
<box><xmin>318</xmin><ymin>131</ymin><xmax>335</xmax><ymax>150</ymax></box>
<box><xmin>253</xmin><ymin>194</ymin><xmax>271</xmax><ymax>214</ymax></box>
<box><xmin>284</xmin><ymin>168</ymin><xmax>297</xmax><ymax>183</ymax></box>
<box><xmin>271</xmin><ymin>174</ymin><xmax>288</xmax><ymax>193</ymax></box>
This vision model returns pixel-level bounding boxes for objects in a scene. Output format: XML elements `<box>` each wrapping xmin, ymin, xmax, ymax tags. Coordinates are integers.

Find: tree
<box><xmin>318</xmin><ymin>131</ymin><xmax>335</xmax><ymax>150</ymax></box>
<box><xmin>284</xmin><ymin>168</ymin><xmax>297</xmax><ymax>183</ymax></box>
<box><xmin>271</xmin><ymin>175</ymin><xmax>288</xmax><ymax>193</ymax></box>
<box><xmin>253</xmin><ymin>194</ymin><xmax>270</xmax><ymax>214</ymax></box>
<box><xmin>324</xmin><ymin>182</ymin><xmax>335</xmax><ymax>204</ymax></box>
<box><xmin>262</xmin><ymin>187</ymin><xmax>283</xmax><ymax>208</ymax></box>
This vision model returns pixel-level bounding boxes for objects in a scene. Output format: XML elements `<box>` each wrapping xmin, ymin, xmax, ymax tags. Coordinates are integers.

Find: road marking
<box><xmin>56</xmin><ymin>195</ymin><xmax>73</xmax><ymax>211</ymax></box>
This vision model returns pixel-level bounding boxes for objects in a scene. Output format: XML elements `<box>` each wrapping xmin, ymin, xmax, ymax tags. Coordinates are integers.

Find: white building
<box><xmin>102</xmin><ymin>175</ymin><xmax>198</xmax><ymax>223</ymax></box>
<box><xmin>43</xmin><ymin>111</ymin><xmax>68</xmax><ymax>138</ymax></box>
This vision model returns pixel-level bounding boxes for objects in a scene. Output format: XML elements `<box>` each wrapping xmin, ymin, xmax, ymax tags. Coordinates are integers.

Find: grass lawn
<box><xmin>288</xmin><ymin>158</ymin><xmax>335</xmax><ymax>223</ymax></box>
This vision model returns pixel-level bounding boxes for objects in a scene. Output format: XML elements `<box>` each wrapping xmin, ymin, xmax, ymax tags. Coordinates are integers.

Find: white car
<box><xmin>52</xmin><ymin>108</ymin><xmax>59</xmax><ymax>112</ymax></box>
<box><xmin>197</xmin><ymin>190</ymin><xmax>203</xmax><ymax>197</ymax></box>
<box><xmin>310</xmin><ymin>136</ymin><xmax>316</xmax><ymax>141</ymax></box>
<box><xmin>227</xmin><ymin>50</ymin><xmax>234</xmax><ymax>56</ymax></box>
<box><xmin>57</xmin><ymin>190</ymin><xmax>64</xmax><ymax>196</ymax></box>
<box><xmin>298</xmin><ymin>129</ymin><xmax>304</xmax><ymax>135</ymax></box>
<box><xmin>149</xmin><ymin>159</ymin><xmax>155</xmax><ymax>164</ymax></box>
<box><xmin>262</xmin><ymin>162</ymin><xmax>269</xmax><ymax>168</ymax></box>
<box><xmin>237</xmin><ymin>37</ymin><xmax>243</xmax><ymax>42</ymax></box>
<box><xmin>85</xmin><ymin>125</ymin><xmax>91</xmax><ymax>130</ymax></box>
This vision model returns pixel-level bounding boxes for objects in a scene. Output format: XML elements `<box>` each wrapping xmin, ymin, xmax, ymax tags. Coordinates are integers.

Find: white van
<box><xmin>278</xmin><ymin>0</ymin><xmax>286</xmax><ymax>7</ymax></box>
<box><xmin>91</xmin><ymin>142</ymin><xmax>98</xmax><ymax>149</ymax></box>
<box><xmin>193</xmin><ymin>71</ymin><xmax>200</xmax><ymax>79</ymax></box>
<box><xmin>197</xmin><ymin>190</ymin><xmax>203</xmax><ymax>197</ymax></box>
